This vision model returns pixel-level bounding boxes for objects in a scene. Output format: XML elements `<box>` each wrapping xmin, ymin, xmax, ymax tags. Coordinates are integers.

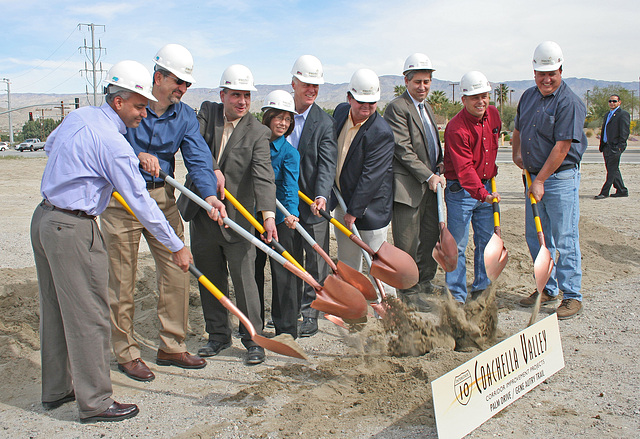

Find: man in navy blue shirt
<box><xmin>101</xmin><ymin>44</ymin><xmax>226</xmax><ymax>382</ymax></box>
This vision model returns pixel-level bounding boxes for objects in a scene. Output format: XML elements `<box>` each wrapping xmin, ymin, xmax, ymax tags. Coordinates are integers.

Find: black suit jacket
<box><xmin>599</xmin><ymin>107</ymin><xmax>630</xmax><ymax>152</ymax></box>
<box><xmin>329</xmin><ymin>103</ymin><xmax>394</xmax><ymax>230</ymax></box>
<box><xmin>295</xmin><ymin>103</ymin><xmax>338</xmax><ymax>224</ymax></box>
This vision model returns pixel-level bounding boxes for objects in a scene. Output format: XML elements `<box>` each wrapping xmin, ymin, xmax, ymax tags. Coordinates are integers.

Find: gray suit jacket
<box><xmin>383</xmin><ymin>91</ymin><xmax>443</xmax><ymax>208</ymax></box>
<box><xmin>177</xmin><ymin>101</ymin><xmax>275</xmax><ymax>241</ymax></box>
<box><xmin>296</xmin><ymin>103</ymin><xmax>338</xmax><ymax>224</ymax></box>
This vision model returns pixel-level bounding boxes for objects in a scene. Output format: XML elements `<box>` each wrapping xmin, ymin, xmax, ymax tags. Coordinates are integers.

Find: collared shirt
<box><xmin>41</xmin><ymin>103</ymin><xmax>184</xmax><ymax>252</ymax></box>
<box><xmin>515</xmin><ymin>81</ymin><xmax>588</xmax><ymax>173</ymax></box>
<box><xmin>603</xmin><ymin>106</ymin><xmax>619</xmax><ymax>143</ymax></box>
<box><xmin>125</xmin><ymin>101</ymin><xmax>217</xmax><ymax>199</ymax></box>
<box><xmin>287</xmin><ymin>104</ymin><xmax>312</xmax><ymax>149</ymax></box>
<box><xmin>218</xmin><ymin>115</ymin><xmax>241</xmax><ymax>161</ymax></box>
<box><xmin>336</xmin><ymin>112</ymin><xmax>369</xmax><ymax>188</ymax></box>
<box><xmin>444</xmin><ymin>106</ymin><xmax>501</xmax><ymax>201</ymax></box>
<box><xmin>270</xmin><ymin>135</ymin><xmax>300</xmax><ymax>224</ymax></box>
<box><xmin>408</xmin><ymin>93</ymin><xmax>439</xmax><ymax>145</ymax></box>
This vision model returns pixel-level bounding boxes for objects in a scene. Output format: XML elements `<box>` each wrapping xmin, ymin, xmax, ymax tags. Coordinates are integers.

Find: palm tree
<box><xmin>394</xmin><ymin>85</ymin><xmax>407</xmax><ymax>97</ymax></box>
<box><xmin>427</xmin><ymin>90</ymin><xmax>449</xmax><ymax>112</ymax></box>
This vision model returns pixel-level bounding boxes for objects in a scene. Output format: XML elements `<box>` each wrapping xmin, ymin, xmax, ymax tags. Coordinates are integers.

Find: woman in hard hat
<box><xmin>255</xmin><ymin>90</ymin><xmax>301</xmax><ymax>338</ymax></box>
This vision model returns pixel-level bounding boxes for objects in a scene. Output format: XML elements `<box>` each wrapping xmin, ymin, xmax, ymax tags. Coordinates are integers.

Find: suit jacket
<box><xmin>329</xmin><ymin>102</ymin><xmax>394</xmax><ymax>230</ymax></box>
<box><xmin>177</xmin><ymin>101</ymin><xmax>275</xmax><ymax>241</ymax></box>
<box><xmin>383</xmin><ymin>91</ymin><xmax>443</xmax><ymax>208</ymax></box>
<box><xmin>296</xmin><ymin>103</ymin><xmax>338</xmax><ymax>224</ymax></box>
<box><xmin>599</xmin><ymin>107</ymin><xmax>630</xmax><ymax>152</ymax></box>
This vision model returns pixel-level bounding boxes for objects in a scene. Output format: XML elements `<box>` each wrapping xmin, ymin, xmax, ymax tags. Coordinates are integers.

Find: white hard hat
<box><xmin>219</xmin><ymin>64</ymin><xmax>257</xmax><ymax>91</ymax></box>
<box><xmin>403</xmin><ymin>53</ymin><xmax>435</xmax><ymax>75</ymax></box>
<box><xmin>105</xmin><ymin>60</ymin><xmax>157</xmax><ymax>102</ymax></box>
<box><xmin>532</xmin><ymin>41</ymin><xmax>564</xmax><ymax>72</ymax></box>
<box><xmin>460</xmin><ymin>71</ymin><xmax>492</xmax><ymax>96</ymax></box>
<box><xmin>291</xmin><ymin>55</ymin><xmax>325</xmax><ymax>85</ymax></box>
<box><xmin>348</xmin><ymin>69</ymin><xmax>380</xmax><ymax>103</ymax></box>
<box><xmin>262</xmin><ymin>90</ymin><xmax>295</xmax><ymax>113</ymax></box>
<box><xmin>154</xmin><ymin>43</ymin><xmax>196</xmax><ymax>84</ymax></box>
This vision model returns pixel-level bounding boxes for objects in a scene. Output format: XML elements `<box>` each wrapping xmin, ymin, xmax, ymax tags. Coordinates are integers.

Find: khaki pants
<box><xmin>100</xmin><ymin>186</ymin><xmax>189</xmax><ymax>363</ymax></box>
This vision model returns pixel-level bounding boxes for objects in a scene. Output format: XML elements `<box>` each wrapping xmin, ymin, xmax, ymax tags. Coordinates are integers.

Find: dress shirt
<box><xmin>335</xmin><ymin>112</ymin><xmax>369</xmax><ymax>188</ymax></box>
<box><xmin>515</xmin><ymin>81</ymin><xmax>588</xmax><ymax>173</ymax></box>
<box><xmin>602</xmin><ymin>107</ymin><xmax>618</xmax><ymax>143</ymax></box>
<box><xmin>444</xmin><ymin>106</ymin><xmax>501</xmax><ymax>201</ymax></box>
<box><xmin>125</xmin><ymin>101</ymin><xmax>217</xmax><ymax>199</ymax></box>
<box><xmin>287</xmin><ymin>104</ymin><xmax>312</xmax><ymax>150</ymax></box>
<box><xmin>270</xmin><ymin>135</ymin><xmax>300</xmax><ymax>224</ymax></box>
<box><xmin>41</xmin><ymin>103</ymin><xmax>184</xmax><ymax>252</ymax></box>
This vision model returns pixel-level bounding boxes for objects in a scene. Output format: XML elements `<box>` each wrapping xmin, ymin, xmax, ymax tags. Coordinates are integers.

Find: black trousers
<box><xmin>600</xmin><ymin>147</ymin><xmax>627</xmax><ymax>195</ymax></box>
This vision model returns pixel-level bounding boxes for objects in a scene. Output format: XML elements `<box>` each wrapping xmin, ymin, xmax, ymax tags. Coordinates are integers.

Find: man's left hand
<box><xmin>204</xmin><ymin>195</ymin><xmax>227</xmax><ymax>225</ymax></box>
<box><xmin>528</xmin><ymin>178</ymin><xmax>545</xmax><ymax>202</ymax></box>
<box><xmin>214</xmin><ymin>169</ymin><xmax>225</xmax><ymax>199</ymax></box>
<box><xmin>262</xmin><ymin>217</ymin><xmax>278</xmax><ymax>243</ymax></box>
<box><xmin>311</xmin><ymin>197</ymin><xmax>326</xmax><ymax>216</ymax></box>
<box><xmin>344</xmin><ymin>213</ymin><xmax>356</xmax><ymax>230</ymax></box>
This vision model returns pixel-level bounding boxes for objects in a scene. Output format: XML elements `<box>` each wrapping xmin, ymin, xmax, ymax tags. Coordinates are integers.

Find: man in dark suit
<box><xmin>330</xmin><ymin>69</ymin><xmax>396</xmax><ymax>297</ymax></box>
<box><xmin>383</xmin><ymin>53</ymin><xmax>445</xmax><ymax>311</ymax></box>
<box><xmin>595</xmin><ymin>94</ymin><xmax>630</xmax><ymax>199</ymax></box>
<box><xmin>287</xmin><ymin>55</ymin><xmax>338</xmax><ymax>337</ymax></box>
<box><xmin>180</xmin><ymin>64</ymin><xmax>276</xmax><ymax>365</ymax></box>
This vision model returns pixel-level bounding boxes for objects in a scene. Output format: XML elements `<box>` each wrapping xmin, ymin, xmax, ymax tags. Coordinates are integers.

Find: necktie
<box><xmin>419</xmin><ymin>103</ymin><xmax>438</xmax><ymax>170</ymax></box>
<box><xmin>603</xmin><ymin>111</ymin><xmax>614</xmax><ymax>143</ymax></box>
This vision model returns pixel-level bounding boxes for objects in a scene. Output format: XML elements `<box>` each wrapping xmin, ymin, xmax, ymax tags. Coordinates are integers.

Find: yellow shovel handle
<box><xmin>298</xmin><ymin>190</ymin><xmax>353</xmax><ymax>238</ymax></box>
<box><xmin>524</xmin><ymin>171</ymin><xmax>543</xmax><ymax>234</ymax></box>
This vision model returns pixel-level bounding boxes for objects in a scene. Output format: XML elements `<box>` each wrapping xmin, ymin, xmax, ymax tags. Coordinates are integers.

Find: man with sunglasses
<box><xmin>595</xmin><ymin>95</ymin><xmax>629</xmax><ymax>199</ymax></box>
<box><xmin>101</xmin><ymin>44</ymin><xmax>226</xmax><ymax>382</ymax></box>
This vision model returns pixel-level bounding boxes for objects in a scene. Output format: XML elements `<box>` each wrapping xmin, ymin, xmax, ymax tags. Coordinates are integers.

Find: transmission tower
<box><xmin>79</xmin><ymin>23</ymin><xmax>107</xmax><ymax>106</ymax></box>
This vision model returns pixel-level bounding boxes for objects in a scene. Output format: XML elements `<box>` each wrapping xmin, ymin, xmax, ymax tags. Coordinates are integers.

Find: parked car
<box><xmin>0</xmin><ymin>142</ymin><xmax>9</xmax><ymax>151</ymax></box>
<box><xmin>17</xmin><ymin>138</ymin><xmax>45</xmax><ymax>152</ymax></box>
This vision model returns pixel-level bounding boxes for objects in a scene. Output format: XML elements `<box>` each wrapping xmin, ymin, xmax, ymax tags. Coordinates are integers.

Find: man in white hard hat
<box><xmin>31</xmin><ymin>60</ymin><xmax>202</xmax><ymax>422</ymax></box>
<box><xmin>443</xmin><ymin>71</ymin><xmax>501</xmax><ymax>304</ymax></box>
<box><xmin>101</xmin><ymin>44</ymin><xmax>226</xmax><ymax>382</ymax></box>
<box><xmin>595</xmin><ymin>94</ymin><xmax>629</xmax><ymax>199</ymax></box>
<box><xmin>513</xmin><ymin>41</ymin><xmax>587</xmax><ymax>319</ymax></box>
<box><xmin>329</xmin><ymin>69</ymin><xmax>396</xmax><ymax>298</ymax></box>
<box><xmin>383</xmin><ymin>53</ymin><xmax>445</xmax><ymax>311</ymax></box>
<box><xmin>180</xmin><ymin>64</ymin><xmax>276</xmax><ymax>365</ymax></box>
<box><xmin>288</xmin><ymin>55</ymin><xmax>338</xmax><ymax>337</ymax></box>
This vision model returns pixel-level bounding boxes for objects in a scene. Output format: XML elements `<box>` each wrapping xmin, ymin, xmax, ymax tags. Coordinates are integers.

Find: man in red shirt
<box><xmin>443</xmin><ymin>71</ymin><xmax>501</xmax><ymax>304</ymax></box>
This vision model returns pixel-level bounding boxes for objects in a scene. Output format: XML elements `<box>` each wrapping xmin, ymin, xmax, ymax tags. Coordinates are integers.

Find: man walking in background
<box><xmin>595</xmin><ymin>94</ymin><xmax>630</xmax><ymax>199</ymax></box>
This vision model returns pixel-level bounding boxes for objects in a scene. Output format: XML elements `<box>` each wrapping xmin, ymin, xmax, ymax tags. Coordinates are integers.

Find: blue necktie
<box><xmin>603</xmin><ymin>111</ymin><xmax>614</xmax><ymax>143</ymax></box>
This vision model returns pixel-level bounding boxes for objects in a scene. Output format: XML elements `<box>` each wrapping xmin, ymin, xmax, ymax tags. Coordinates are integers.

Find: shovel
<box><xmin>299</xmin><ymin>190</ymin><xmax>418</xmax><ymax>290</ymax></box>
<box><xmin>524</xmin><ymin>170</ymin><xmax>554</xmax><ymax>327</ymax></box>
<box><xmin>111</xmin><ymin>191</ymin><xmax>308</xmax><ymax>360</ymax></box>
<box><xmin>483</xmin><ymin>177</ymin><xmax>509</xmax><ymax>281</ymax></box>
<box><xmin>159</xmin><ymin>171</ymin><xmax>368</xmax><ymax>320</ymax></box>
<box><xmin>432</xmin><ymin>181</ymin><xmax>458</xmax><ymax>272</ymax></box>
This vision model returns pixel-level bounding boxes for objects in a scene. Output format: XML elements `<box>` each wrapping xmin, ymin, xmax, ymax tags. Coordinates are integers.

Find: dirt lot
<box><xmin>0</xmin><ymin>156</ymin><xmax>639</xmax><ymax>438</ymax></box>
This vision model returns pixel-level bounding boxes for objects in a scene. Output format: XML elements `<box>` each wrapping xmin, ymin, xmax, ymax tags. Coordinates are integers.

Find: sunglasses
<box><xmin>169</xmin><ymin>74</ymin><xmax>191</xmax><ymax>88</ymax></box>
<box><xmin>609</xmin><ymin>100</ymin><xmax>619</xmax><ymax>103</ymax></box>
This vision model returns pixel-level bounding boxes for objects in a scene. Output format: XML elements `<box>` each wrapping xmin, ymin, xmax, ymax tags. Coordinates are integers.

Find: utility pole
<box><xmin>1</xmin><ymin>78</ymin><xmax>14</xmax><ymax>145</ymax></box>
<box><xmin>79</xmin><ymin>23</ymin><xmax>106</xmax><ymax>106</ymax></box>
<box><xmin>510</xmin><ymin>89</ymin><xmax>514</xmax><ymax>106</ymax></box>
<box><xmin>631</xmin><ymin>90</ymin><xmax>635</xmax><ymax>121</ymax></box>
<box><xmin>586</xmin><ymin>90</ymin><xmax>590</xmax><ymax>117</ymax></box>
<box><xmin>449</xmin><ymin>82</ymin><xmax>458</xmax><ymax>103</ymax></box>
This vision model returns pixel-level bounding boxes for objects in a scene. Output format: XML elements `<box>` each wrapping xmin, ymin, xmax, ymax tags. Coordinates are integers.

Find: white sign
<box><xmin>431</xmin><ymin>314</ymin><xmax>565</xmax><ymax>439</ymax></box>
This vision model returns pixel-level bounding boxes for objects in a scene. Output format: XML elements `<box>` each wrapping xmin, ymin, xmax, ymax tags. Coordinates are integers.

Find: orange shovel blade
<box><xmin>484</xmin><ymin>233</ymin><xmax>509</xmax><ymax>281</ymax></box>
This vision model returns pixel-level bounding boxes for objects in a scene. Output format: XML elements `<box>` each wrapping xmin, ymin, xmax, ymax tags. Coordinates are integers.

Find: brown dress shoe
<box><xmin>156</xmin><ymin>350</ymin><xmax>207</xmax><ymax>369</ymax></box>
<box><xmin>81</xmin><ymin>401</ymin><xmax>139</xmax><ymax>423</ymax></box>
<box><xmin>118</xmin><ymin>358</ymin><xmax>155</xmax><ymax>382</ymax></box>
<box><xmin>556</xmin><ymin>299</ymin><xmax>583</xmax><ymax>319</ymax></box>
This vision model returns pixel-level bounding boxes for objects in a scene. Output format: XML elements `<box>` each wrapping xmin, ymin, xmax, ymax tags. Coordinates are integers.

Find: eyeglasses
<box><xmin>274</xmin><ymin>114</ymin><xmax>292</xmax><ymax>123</ymax></box>
<box><xmin>169</xmin><ymin>74</ymin><xmax>191</xmax><ymax>88</ymax></box>
<box><xmin>608</xmin><ymin>100</ymin><xmax>619</xmax><ymax>103</ymax></box>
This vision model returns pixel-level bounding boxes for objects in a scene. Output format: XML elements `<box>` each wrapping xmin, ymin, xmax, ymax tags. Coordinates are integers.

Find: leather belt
<box><xmin>146</xmin><ymin>181</ymin><xmax>165</xmax><ymax>189</ymax></box>
<box><xmin>42</xmin><ymin>200</ymin><xmax>96</xmax><ymax>220</ymax></box>
<box><xmin>529</xmin><ymin>163</ymin><xmax>577</xmax><ymax>176</ymax></box>
<box><xmin>449</xmin><ymin>178</ymin><xmax>489</xmax><ymax>184</ymax></box>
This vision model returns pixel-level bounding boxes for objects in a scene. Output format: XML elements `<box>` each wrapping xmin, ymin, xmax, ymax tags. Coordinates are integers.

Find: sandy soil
<box><xmin>1</xmin><ymin>156</ymin><xmax>639</xmax><ymax>438</ymax></box>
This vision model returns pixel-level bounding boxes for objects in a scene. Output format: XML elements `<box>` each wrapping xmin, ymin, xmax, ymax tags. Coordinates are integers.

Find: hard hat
<box><xmin>291</xmin><ymin>55</ymin><xmax>325</xmax><ymax>85</ymax></box>
<box><xmin>402</xmin><ymin>53</ymin><xmax>435</xmax><ymax>75</ymax></box>
<box><xmin>219</xmin><ymin>64</ymin><xmax>257</xmax><ymax>91</ymax></box>
<box><xmin>262</xmin><ymin>90</ymin><xmax>295</xmax><ymax>113</ymax></box>
<box><xmin>348</xmin><ymin>69</ymin><xmax>380</xmax><ymax>103</ymax></box>
<box><xmin>105</xmin><ymin>60</ymin><xmax>157</xmax><ymax>102</ymax></box>
<box><xmin>532</xmin><ymin>41</ymin><xmax>564</xmax><ymax>72</ymax></box>
<box><xmin>153</xmin><ymin>43</ymin><xmax>196</xmax><ymax>84</ymax></box>
<box><xmin>460</xmin><ymin>71</ymin><xmax>492</xmax><ymax>96</ymax></box>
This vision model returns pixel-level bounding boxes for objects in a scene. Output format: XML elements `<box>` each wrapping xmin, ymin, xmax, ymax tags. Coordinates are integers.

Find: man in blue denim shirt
<box><xmin>101</xmin><ymin>44</ymin><xmax>226</xmax><ymax>381</ymax></box>
<box><xmin>512</xmin><ymin>41</ymin><xmax>587</xmax><ymax>319</ymax></box>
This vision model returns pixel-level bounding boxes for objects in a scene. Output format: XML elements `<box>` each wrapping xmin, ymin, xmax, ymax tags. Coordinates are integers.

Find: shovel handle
<box><xmin>436</xmin><ymin>182</ymin><xmax>446</xmax><ymax>223</ymax></box>
<box><xmin>490</xmin><ymin>177</ymin><xmax>501</xmax><ymax>233</ymax></box>
<box><xmin>524</xmin><ymin>170</ymin><xmax>545</xmax><ymax>245</ymax></box>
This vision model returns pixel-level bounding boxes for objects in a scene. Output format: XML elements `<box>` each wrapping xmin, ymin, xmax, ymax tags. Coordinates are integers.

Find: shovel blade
<box><xmin>311</xmin><ymin>274</ymin><xmax>368</xmax><ymax>320</ymax></box>
<box><xmin>432</xmin><ymin>224</ymin><xmax>458</xmax><ymax>272</ymax></box>
<box><xmin>484</xmin><ymin>233</ymin><xmax>509</xmax><ymax>281</ymax></box>
<box><xmin>252</xmin><ymin>334</ymin><xmax>309</xmax><ymax>360</ymax></box>
<box><xmin>335</xmin><ymin>260</ymin><xmax>377</xmax><ymax>301</ymax></box>
<box><xmin>528</xmin><ymin>246</ymin><xmax>554</xmax><ymax>327</ymax></box>
<box><xmin>369</xmin><ymin>241</ymin><xmax>419</xmax><ymax>289</ymax></box>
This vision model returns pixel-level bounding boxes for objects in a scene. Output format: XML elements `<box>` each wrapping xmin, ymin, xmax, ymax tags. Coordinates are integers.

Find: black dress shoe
<box><xmin>245</xmin><ymin>346</ymin><xmax>265</xmax><ymax>365</ymax></box>
<box><xmin>197</xmin><ymin>340</ymin><xmax>231</xmax><ymax>357</ymax></box>
<box><xmin>611</xmin><ymin>191</ymin><xmax>628</xmax><ymax>198</ymax></box>
<box><xmin>42</xmin><ymin>391</ymin><xmax>75</xmax><ymax>410</ymax></box>
<box><xmin>594</xmin><ymin>194</ymin><xmax>608</xmax><ymax>200</ymax></box>
<box><xmin>299</xmin><ymin>317</ymin><xmax>318</xmax><ymax>337</ymax></box>
<box><xmin>81</xmin><ymin>401</ymin><xmax>139</xmax><ymax>423</ymax></box>
<box><xmin>400</xmin><ymin>292</ymin><xmax>432</xmax><ymax>312</ymax></box>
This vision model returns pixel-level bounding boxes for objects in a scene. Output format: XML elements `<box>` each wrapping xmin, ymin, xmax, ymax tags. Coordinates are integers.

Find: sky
<box><xmin>1</xmin><ymin>0</ymin><xmax>639</xmax><ymax>96</ymax></box>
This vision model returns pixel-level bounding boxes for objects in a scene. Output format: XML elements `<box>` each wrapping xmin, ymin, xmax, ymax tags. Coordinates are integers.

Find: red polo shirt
<box><xmin>443</xmin><ymin>105</ymin><xmax>501</xmax><ymax>201</ymax></box>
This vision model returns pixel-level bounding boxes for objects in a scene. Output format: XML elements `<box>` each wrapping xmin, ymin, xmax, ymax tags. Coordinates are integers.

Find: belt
<box><xmin>146</xmin><ymin>181</ymin><xmax>165</xmax><ymax>189</ymax></box>
<box><xmin>449</xmin><ymin>178</ymin><xmax>490</xmax><ymax>184</ymax></box>
<box><xmin>529</xmin><ymin>163</ymin><xmax>577</xmax><ymax>176</ymax></box>
<box><xmin>42</xmin><ymin>200</ymin><xmax>96</xmax><ymax>220</ymax></box>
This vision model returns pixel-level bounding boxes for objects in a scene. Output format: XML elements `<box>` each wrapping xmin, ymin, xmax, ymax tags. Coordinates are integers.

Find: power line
<box><xmin>11</xmin><ymin>27</ymin><xmax>79</xmax><ymax>80</ymax></box>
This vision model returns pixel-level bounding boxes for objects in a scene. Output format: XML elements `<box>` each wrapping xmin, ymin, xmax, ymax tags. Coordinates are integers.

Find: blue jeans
<box><xmin>445</xmin><ymin>180</ymin><xmax>494</xmax><ymax>303</ymax></box>
<box><xmin>526</xmin><ymin>168</ymin><xmax>582</xmax><ymax>300</ymax></box>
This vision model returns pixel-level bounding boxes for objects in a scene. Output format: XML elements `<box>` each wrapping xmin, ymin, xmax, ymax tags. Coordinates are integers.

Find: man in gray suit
<box><xmin>383</xmin><ymin>53</ymin><xmax>445</xmax><ymax>311</ymax></box>
<box><xmin>181</xmin><ymin>64</ymin><xmax>276</xmax><ymax>365</ymax></box>
<box><xmin>287</xmin><ymin>55</ymin><xmax>338</xmax><ymax>337</ymax></box>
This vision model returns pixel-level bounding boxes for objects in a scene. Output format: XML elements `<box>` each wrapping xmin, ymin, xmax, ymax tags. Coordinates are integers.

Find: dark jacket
<box><xmin>599</xmin><ymin>107</ymin><xmax>630</xmax><ymax>152</ymax></box>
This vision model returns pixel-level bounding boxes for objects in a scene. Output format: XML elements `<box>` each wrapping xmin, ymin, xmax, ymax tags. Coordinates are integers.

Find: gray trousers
<box><xmin>31</xmin><ymin>203</ymin><xmax>114</xmax><ymax>419</ymax></box>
